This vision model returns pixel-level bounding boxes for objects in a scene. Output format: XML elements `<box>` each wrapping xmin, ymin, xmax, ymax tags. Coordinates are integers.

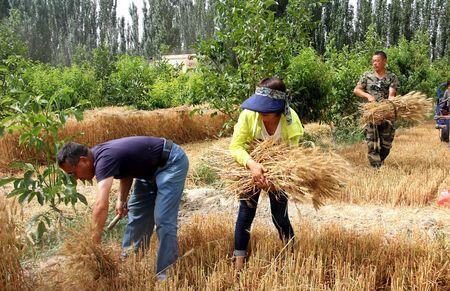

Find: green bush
<box><xmin>325</xmin><ymin>47</ymin><xmax>368</xmax><ymax>126</ymax></box>
<box><xmin>104</xmin><ymin>55</ymin><xmax>178</xmax><ymax>109</ymax></box>
<box><xmin>387</xmin><ymin>34</ymin><xmax>435</xmax><ymax>97</ymax></box>
<box><xmin>104</xmin><ymin>55</ymin><xmax>157</xmax><ymax>107</ymax></box>
<box><xmin>192</xmin><ymin>67</ymin><xmax>248</xmax><ymax>117</ymax></box>
<box><xmin>177</xmin><ymin>71</ymin><xmax>208</xmax><ymax>105</ymax></box>
<box><xmin>24</xmin><ymin>64</ymin><xmax>96</xmax><ymax>109</ymax></box>
<box><xmin>286</xmin><ymin>47</ymin><xmax>333</xmax><ymax>122</ymax></box>
<box><xmin>145</xmin><ymin>71</ymin><xmax>207</xmax><ymax>109</ymax></box>
<box><xmin>145</xmin><ymin>78</ymin><xmax>178</xmax><ymax>109</ymax></box>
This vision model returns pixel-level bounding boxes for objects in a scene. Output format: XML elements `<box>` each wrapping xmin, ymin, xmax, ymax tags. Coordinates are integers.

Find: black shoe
<box><xmin>371</xmin><ymin>163</ymin><xmax>381</xmax><ymax>169</ymax></box>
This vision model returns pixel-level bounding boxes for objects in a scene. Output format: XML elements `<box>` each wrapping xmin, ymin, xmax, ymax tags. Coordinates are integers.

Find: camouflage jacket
<box><xmin>358</xmin><ymin>71</ymin><xmax>399</xmax><ymax>102</ymax></box>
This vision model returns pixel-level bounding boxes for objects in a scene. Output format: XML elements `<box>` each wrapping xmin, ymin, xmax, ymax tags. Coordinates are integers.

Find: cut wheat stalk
<box><xmin>360</xmin><ymin>91</ymin><xmax>432</xmax><ymax>126</ymax></box>
<box><xmin>58</xmin><ymin>221</ymin><xmax>119</xmax><ymax>289</ymax></box>
<box><xmin>211</xmin><ymin>140</ymin><xmax>351</xmax><ymax>209</ymax></box>
<box><xmin>0</xmin><ymin>196</ymin><xmax>28</xmax><ymax>290</ymax></box>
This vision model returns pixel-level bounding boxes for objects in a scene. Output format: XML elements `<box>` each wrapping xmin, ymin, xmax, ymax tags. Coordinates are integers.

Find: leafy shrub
<box><xmin>0</xmin><ymin>94</ymin><xmax>87</xmax><ymax>242</ymax></box>
<box><xmin>286</xmin><ymin>47</ymin><xmax>333</xmax><ymax>122</ymax></box>
<box><xmin>177</xmin><ymin>71</ymin><xmax>208</xmax><ymax>105</ymax></box>
<box><xmin>23</xmin><ymin>64</ymin><xmax>96</xmax><ymax>109</ymax></box>
<box><xmin>189</xmin><ymin>68</ymin><xmax>240</xmax><ymax>117</ymax></box>
<box><xmin>327</xmin><ymin>48</ymin><xmax>370</xmax><ymax>126</ymax></box>
<box><xmin>145</xmin><ymin>78</ymin><xmax>178</xmax><ymax>109</ymax></box>
<box><xmin>387</xmin><ymin>34</ymin><xmax>435</xmax><ymax>97</ymax></box>
<box><xmin>104</xmin><ymin>55</ymin><xmax>177</xmax><ymax>109</ymax></box>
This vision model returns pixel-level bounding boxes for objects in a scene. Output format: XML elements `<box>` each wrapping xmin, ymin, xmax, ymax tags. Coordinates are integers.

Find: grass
<box><xmin>190</xmin><ymin>163</ymin><xmax>220</xmax><ymax>186</ymax></box>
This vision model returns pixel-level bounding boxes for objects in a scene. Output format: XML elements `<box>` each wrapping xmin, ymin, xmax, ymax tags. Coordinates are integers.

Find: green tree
<box><xmin>128</xmin><ymin>2</ymin><xmax>140</xmax><ymax>55</ymax></box>
<box><xmin>119</xmin><ymin>16</ymin><xmax>126</xmax><ymax>54</ymax></box>
<box><xmin>388</xmin><ymin>0</ymin><xmax>401</xmax><ymax>45</ymax></box>
<box><xmin>355</xmin><ymin>0</ymin><xmax>372</xmax><ymax>42</ymax></box>
<box><xmin>0</xmin><ymin>0</ymin><xmax>10</xmax><ymax>20</ymax></box>
<box><xmin>373</xmin><ymin>0</ymin><xmax>388</xmax><ymax>43</ymax></box>
<box><xmin>0</xmin><ymin>86</ymin><xmax>87</xmax><ymax>241</ymax></box>
<box><xmin>196</xmin><ymin>0</ymin><xmax>314</xmax><ymax>117</ymax></box>
<box><xmin>0</xmin><ymin>12</ymin><xmax>27</xmax><ymax>63</ymax></box>
<box><xmin>286</xmin><ymin>47</ymin><xmax>332</xmax><ymax>121</ymax></box>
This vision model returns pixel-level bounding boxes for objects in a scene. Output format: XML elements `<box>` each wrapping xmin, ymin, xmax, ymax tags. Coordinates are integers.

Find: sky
<box><xmin>117</xmin><ymin>0</ymin><xmax>143</xmax><ymax>21</ymax></box>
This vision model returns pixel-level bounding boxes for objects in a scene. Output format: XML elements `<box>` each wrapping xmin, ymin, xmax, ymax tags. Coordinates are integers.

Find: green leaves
<box><xmin>196</xmin><ymin>0</ymin><xmax>314</xmax><ymax>116</ymax></box>
<box><xmin>77</xmin><ymin>193</ymin><xmax>88</xmax><ymax>205</ymax></box>
<box><xmin>286</xmin><ymin>48</ymin><xmax>333</xmax><ymax>121</ymax></box>
<box><xmin>0</xmin><ymin>91</ymin><xmax>87</xmax><ymax>243</ymax></box>
<box><xmin>0</xmin><ymin>177</ymin><xmax>14</xmax><ymax>187</ymax></box>
<box><xmin>37</xmin><ymin>220</ymin><xmax>47</xmax><ymax>241</ymax></box>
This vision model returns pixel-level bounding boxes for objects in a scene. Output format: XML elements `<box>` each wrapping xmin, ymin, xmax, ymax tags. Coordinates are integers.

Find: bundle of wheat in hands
<box><xmin>213</xmin><ymin>140</ymin><xmax>351</xmax><ymax>209</ymax></box>
<box><xmin>360</xmin><ymin>91</ymin><xmax>432</xmax><ymax>126</ymax></box>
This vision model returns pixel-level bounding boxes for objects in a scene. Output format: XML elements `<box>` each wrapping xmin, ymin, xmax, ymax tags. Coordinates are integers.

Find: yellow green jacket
<box><xmin>229</xmin><ymin>108</ymin><xmax>304</xmax><ymax>166</ymax></box>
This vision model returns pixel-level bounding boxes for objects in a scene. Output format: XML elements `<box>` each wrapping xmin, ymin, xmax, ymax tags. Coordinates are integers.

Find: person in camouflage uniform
<box><xmin>354</xmin><ymin>51</ymin><xmax>399</xmax><ymax>168</ymax></box>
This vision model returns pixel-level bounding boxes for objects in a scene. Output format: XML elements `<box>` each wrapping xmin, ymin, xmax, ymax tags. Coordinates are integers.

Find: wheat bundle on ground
<box><xmin>214</xmin><ymin>140</ymin><xmax>351</xmax><ymax>209</ymax></box>
<box><xmin>360</xmin><ymin>91</ymin><xmax>432</xmax><ymax>126</ymax></box>
<box><xmin>58</xmin><ymin>222</ymin><xmax>119</xmax><ymax>289</ymax></box>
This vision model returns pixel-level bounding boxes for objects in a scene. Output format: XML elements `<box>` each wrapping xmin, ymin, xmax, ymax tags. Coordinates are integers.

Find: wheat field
<box><xmin>28</xmin><ymin>215</ymin><xmax>450</xmax><ymax>290</ymax></box>
<box><xmin>2</xmin><ymin>117</ymin><xmax>450</xmax><ymax>290</ymax></box>
<box><xmin>0</xmin><ymin>106</ymin><xmax>228</xmax><ymax>168</ymax></box>
<box><xmin>338</xmin><ymin>123</ymin><xmax>450</xmax><ymax>206</ymax></box>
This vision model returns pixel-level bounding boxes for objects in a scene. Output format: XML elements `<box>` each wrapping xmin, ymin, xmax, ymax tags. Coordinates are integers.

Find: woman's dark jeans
<box><xmin>234</xmin><ymin>190</ymin><xmax>294</xmax><ymax>257</ymax></box>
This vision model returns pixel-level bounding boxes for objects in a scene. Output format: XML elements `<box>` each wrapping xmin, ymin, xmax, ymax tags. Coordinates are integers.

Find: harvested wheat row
<box><xmin>360</xmin><ymin>91</ymin><xmax>432</xmax><ymax>126</ymax></box>
<box><xmin>62</xmin><ymin>105</ymin><xmax>228</xmax><ymax>146</ymax></box>
<box><xmin>0</xmin><ymin>106</ymin><xmax>228</xmax><ymax>168</ymax></box>
<box><xmin>338</xmin><ymin>122</ymin><xmax>450</xmax><ymax>206</ymax></box>
<box><xmin>212</xmin><ymin>140</ymin><xmax>351</xmax><ymax>209</ymax></box>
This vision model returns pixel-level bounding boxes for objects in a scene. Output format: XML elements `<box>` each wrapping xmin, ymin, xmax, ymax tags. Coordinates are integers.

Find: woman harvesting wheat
<box><xmin>229</xmin><ymin>77</ymin><xmax>304</xmax><ymax>270</ymax></box>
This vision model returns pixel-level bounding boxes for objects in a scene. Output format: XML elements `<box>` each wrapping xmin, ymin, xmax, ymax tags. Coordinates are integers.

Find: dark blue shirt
<box><xmin>91</xmin><ymin>136</ymin><xmax>164</xmax><ymax>182</ymax></box>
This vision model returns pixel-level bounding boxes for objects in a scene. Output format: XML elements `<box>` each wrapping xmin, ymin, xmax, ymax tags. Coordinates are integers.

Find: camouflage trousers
<box><xmin>365</xmin><ymin>121</ymin><xmax>396</xmax><ymax>167</ymax></box>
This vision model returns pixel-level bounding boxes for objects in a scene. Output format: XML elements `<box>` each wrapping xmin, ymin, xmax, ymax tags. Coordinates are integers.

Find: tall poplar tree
<box><xmin>388</xmin><ymin>0</ymin><xmax>401</xmax><ymax>45</ymax></box>
<box><xmin>355</xmin><ymin>0</ymin><xmax>372</xmax><ymax>42</ymax></box>
<box><xmin>401</xmin><ymin>0</ymin><xmax>414</xmax><ymax>40</ymax></box>
<box><xmin>129</xmin><ymin>2</ymin><xmax>140</xmax><ymax>55</ymax></box>
<box><xmin>0</xmin><ymin>0</ymin><xmax>10</xmax><ymax>19</ymax></box>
